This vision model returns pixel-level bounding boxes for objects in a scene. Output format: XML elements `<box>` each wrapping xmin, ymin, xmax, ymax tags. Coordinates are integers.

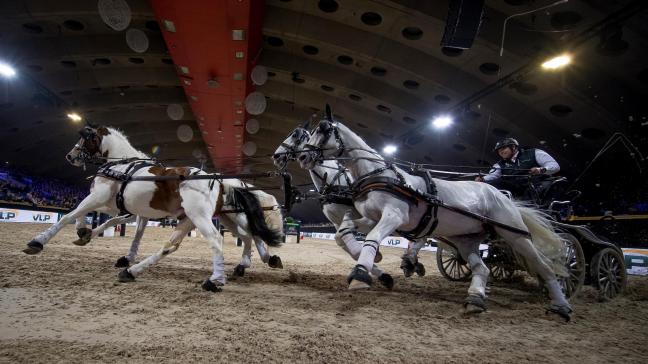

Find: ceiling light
<box><xmin>67</xmin><ymin>113</ymin><xmax>82</xmax><ymax>122</ymax></box>
<box><xmin>383</xmin><ymin>145</ymin><xmax>397</xmax><ymax>155</ymax></box>
<box><xmin>541</xmin><ymin>54</ymin><xmax>571</xmax><ymax>70</ymax></box>
<box><xmin>431</xmin><ymin>115</ymin><xmax>453</xmax><ymax>129</ymax></box>
<box><xmin>0</xmin><ymin>62</ymin><xmax>16</xmax><ymax>78</ymax></box>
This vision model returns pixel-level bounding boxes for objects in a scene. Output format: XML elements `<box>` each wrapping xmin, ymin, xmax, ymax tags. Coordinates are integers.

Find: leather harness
<box><xmin>96</xmin><ymin>158</ymin><xmax>161</xmax><ymax>216</ymax></box>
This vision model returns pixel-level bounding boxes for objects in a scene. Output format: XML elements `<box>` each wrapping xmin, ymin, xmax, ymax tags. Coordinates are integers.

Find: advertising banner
<box><xmin>0</xmin><ymin>208</ymin><xmax>60</xmax><ymax>224</ymax></box>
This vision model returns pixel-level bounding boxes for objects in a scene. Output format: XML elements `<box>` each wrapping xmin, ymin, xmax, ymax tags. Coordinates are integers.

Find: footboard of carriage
<box><xmin>435</xmin><ymin>222</ymin><xmax>627</xmax><ymax>301</ymax></box>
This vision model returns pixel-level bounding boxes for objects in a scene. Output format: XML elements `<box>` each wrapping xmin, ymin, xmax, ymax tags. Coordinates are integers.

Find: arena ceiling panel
<box><xmin>0</xmin><ymin>0</ymin><xmax>646</xmax><ymax>222</ymax></box>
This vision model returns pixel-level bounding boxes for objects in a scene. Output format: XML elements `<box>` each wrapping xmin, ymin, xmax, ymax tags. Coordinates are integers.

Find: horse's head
<box><xmin>272</xmin><ymin>119</ymin><xmax>311</xmax><ymax>170</ymax></box>
<box><xmin>66</xmin><ymin>126</ymin><xmax>110</xmax><ymax>167</ymax></box>
<box><xmin>300</xmin><ymin>105</ymin><xmax>342</xmax><ymax>169</ymax></box>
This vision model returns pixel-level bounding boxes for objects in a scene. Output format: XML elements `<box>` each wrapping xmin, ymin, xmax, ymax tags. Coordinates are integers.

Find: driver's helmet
<box><xmin>493</xmin><ymin>137</ymin><xmax>519</xmax><ymax>152</ymax></box>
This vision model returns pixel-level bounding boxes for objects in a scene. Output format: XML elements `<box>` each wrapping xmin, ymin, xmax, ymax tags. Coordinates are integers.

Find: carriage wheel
<box><xmin>557</xmin><ymin>233</ymin><xmax>586</xmax><ymax>298</ymax></box>
<box><xmin>436</xmin><ymin>245</ymin><xmax>471</xmax><ymax>282</ymax></box>
<box><xmin>489</xmin><ymin>261</ymin><xmax>516</xmax><ymax>281</ymax></box>
<box><xmin>484</xmin><ymin>242</ymin><xmax>516</xmax><ymax>281</ymax></box>
<box><xmin>590</xmin><ymin>247</ymin><xmax>627</xmax><ymax>301</ymax></box>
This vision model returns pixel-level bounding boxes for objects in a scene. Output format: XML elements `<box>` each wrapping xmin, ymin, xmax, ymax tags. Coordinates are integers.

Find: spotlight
<box><xmin>383</xmin><ymin>145</ymin><xmax>397</xmax><ymax>155</ymax></box>
<box><xmin>432</xmin><ymin>115</ymin><xmax>453</xmax><ymax>129</ymax></box>
<box><xmin>0</xmin><ymin>62</ymin><xmax>16</xmax><ymax>78</ymax></box>
<box><xmin>67</xmin><ymin>113</ymin><xmax>83</xmax><ymax>122</ymax></box>
<box><xmin>541</xmin><ymin>54</ymin><xmax>571</xmax><ymax>70</ymax></box>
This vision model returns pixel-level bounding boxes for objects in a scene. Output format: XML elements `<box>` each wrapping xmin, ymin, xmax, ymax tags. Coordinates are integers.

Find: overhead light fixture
<box><xmin>67</xmin><ymin>113</ymin><xmax>82</xmax><ymax>122</ymax></box>
<box><xmin>541</xmin><ymin>54</ymin><xmax>571</xmax><ymax>70</ymax></box>
<box><xmin>0</xmin><ymin>62</ymin><xmax>16</xmax><ymax>78</ymax></box>
<box><xmin>431</xmin><ymin>115</ymin><xmax>453</xmax><ymax>129</ymax></box>
<box><xmin>382</xmin><ymin>145</ymin><xmax>397</xmax><ymax>155</ymax></box>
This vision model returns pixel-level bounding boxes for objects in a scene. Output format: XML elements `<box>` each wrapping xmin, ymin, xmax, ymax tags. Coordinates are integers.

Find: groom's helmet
<box><xmin>492</xmin><ymin>137</ymin><xmax>519</xmax><ymax>152</ymax></box>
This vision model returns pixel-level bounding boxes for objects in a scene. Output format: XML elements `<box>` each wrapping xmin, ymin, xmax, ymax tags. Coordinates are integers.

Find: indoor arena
<box><xmin>1</xmin><ymin>0</ymin><xmax>647</xmax><ymax>363</ymax></box>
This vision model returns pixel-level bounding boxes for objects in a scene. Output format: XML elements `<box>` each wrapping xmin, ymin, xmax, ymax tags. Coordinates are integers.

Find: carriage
<box><xmin>435</xmin><ymin>176</ymin><xmax>627</xmax><ymax>301</ymax></box>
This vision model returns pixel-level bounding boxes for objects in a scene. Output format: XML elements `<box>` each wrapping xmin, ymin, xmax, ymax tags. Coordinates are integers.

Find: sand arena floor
<box><xmin>1</xmin><ymin>222</ymin><xmax>647</xmax><ymax>363</ymax></box>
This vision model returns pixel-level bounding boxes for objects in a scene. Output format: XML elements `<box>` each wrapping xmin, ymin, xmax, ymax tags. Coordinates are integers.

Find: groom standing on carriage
<box><xmin>475</xmin><ymin>138</ymin><xmax>562</xmax><ymax>203</ymax></box>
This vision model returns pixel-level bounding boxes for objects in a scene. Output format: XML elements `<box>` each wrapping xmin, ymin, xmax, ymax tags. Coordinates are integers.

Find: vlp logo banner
<box><xmin>0</xmin><ymin>208</ymin><xmax>59</xmax><ymax>224</ymax></box>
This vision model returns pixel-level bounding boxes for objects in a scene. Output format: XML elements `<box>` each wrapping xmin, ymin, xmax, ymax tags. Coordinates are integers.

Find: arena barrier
<box><xmin>0</xmin><ymin>207</ymin><xmax>60</xmax><ymax>224</ymax></box>
<box><xmin>302</xmin><ymin>230</ymin><xmax>648</xmax><ymax>276</ymax></box>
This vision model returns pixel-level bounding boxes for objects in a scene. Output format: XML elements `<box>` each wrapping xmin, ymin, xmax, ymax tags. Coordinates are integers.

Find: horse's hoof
<box><xmin>114</xmin><ymin>256</ymin><xmax>131</xmax><ymax>268</ymax></box>
<box><xmin>73</xmin><ymin>228</ymin><xmax>92</xmax><ymax>246</ymax></box>
<box><xmin>347</xmin><ymin>264</ymin><xmax>372</xmax><ymax>290</ymax></box>
<box><xmin>400</xmin><ymin>259</ymin><xmax>415</xmax><ymax>278</ymax></box>
<box><xmin>414</xmin><ymin>262</ymin><xmax>426</xmax><ymax>277</ymax></box>
<box><xmin>23</xmin><ymin>241</ymin><xmax>43</xmax><ymax>255</ymax></box>
<box><xmin>233</xmin><ymin>264</ymin><xmax>246</xmax><ymax>277</ymax></box>
<box><xmin>378</xmin><ymin>273</ymin><xmax>394</xmax><ymax>290</ymax></box>
<box><xmin>463</xmin><ymin>294</ymin><xmax>487</xmax><ymax>314</ymax></box>
<box><xmin>118</xmin><ymin>269</ymin><xmax>135</xmax><ymax>283</ymax></box>
<box><xmin>201</xmin><ymin>279</ymin><xmax>223</xmax><ymax>292</ymax></box>
<box><xmin>546</xmin><ymin>305</ymin><xmax>572</xmax><ymax>322</ymax></box>
<box><xmin>374</xmin><ymin>251</ymin><xmax>383</xmax><ymax>263</ymax></box>
<box><xmin>268</xmin><ymin>255</ymin><xmax>283</xmax><ymax>269</ymax></box>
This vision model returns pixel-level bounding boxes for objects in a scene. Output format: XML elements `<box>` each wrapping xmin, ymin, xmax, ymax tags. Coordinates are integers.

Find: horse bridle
<box><xmin>304</xmin><ymin>121</ymin><xmax>346</xmax><ymax>163</ymax></box>
<box><xmin>280</xmin><ymin>127</ymin><xmax>311</xmax><ymax>163</ymax></box>
<box><xmin>70</xmin><ymin>126</ymin><xmax>104</xmax><ymax>165</ymax></box>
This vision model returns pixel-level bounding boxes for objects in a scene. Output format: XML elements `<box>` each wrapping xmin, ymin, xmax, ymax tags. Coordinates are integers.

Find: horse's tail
<box><xmin>232</xmin><ymin>188</ymin><xmax>284</xmax><ymax>247</ymax></box>
<box><xmin>514</xmin><ymin>201</ymin><xmax>568</xmax><ymax>277</ymax></box>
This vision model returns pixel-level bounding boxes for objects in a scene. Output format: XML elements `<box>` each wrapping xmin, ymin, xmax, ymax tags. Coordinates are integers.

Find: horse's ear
<box><xmin>96</xmin><ymin>126</ymin><xmax>111</xmax><ymax>136</ymax></box>
<box><xmin>325</xmin><ymin>104</ymin><xmax>332</xmax><ymax>121</ymax></box>
<box><xmin>79</xmin><ymin>126</ymin><xmax>93</xmax><ymax>139</ymax></box>
<box><xmin>300</xmin><ymin>119</ymin><xmax>310</xmax><ymax>130</ymax></box>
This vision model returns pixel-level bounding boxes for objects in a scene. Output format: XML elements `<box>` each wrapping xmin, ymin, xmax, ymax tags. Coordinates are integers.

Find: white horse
<box><xmin>272</xmin><ymin>122</ymin><xmax>403</xmax><ymax>289</ymax></box>
<box><xmin>23</xmin><ymin>126</ymin><xmax>284</xmax><ymax>292</ymax></box>
<box><xmin>299</xmin><ymin>108</ymin><xmax>573</xmax><ymax>320</ymax></box>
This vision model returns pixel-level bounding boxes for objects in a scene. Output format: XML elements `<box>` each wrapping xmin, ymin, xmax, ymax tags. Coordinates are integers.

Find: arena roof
<box><xmin>1</xmin><ymin>0</ymin><xmax>647</xmax><ymax>221</ymax></box>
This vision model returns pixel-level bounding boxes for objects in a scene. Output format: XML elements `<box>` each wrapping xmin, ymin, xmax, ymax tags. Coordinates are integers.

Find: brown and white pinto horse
<box><xmin>23</xmin><ymin>126</ymin><xmax>284</xmax><ymax>292</ymax></box>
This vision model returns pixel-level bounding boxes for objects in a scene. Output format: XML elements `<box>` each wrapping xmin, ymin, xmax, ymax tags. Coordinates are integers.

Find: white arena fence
<box><xmin>2</xmin><ymin>207</ymin><xmax>646</xmax><ymax>276</ymax></box>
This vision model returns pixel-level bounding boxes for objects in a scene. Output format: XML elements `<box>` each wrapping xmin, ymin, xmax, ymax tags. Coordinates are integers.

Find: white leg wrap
<box><xmin>239</xmin><ymin>254</ymin><xmax>252</xmax><ymax>268</ymax></box>
<box><xmin>210</xmin><ymin>255</ymin><xmax>226</xmax><ymax>284</ymax></box>
<box><xmin>546</xmin><ymin>278</ymin><xmax>570</xmax><ymax>307</ymax></box>
<box><xmin>467</xmin><ymin>253</ymin><xmax>489</xmax><ymax>297</ymax></box>
<box><xmin>338</xmin><ymin>231</ymin><xmax>362</xmax><ymax>259</ymax></box>
<box><xmin>357</xmin><ymin>240</ymin><xmax>378</xmax><ymax>272</ymax></box>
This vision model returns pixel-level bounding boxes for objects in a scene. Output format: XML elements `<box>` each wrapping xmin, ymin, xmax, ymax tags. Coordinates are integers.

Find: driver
<box><xmin>475</xmin><ymin>138</ymin><xmax>560</xmax><ymax>200</ymax></box>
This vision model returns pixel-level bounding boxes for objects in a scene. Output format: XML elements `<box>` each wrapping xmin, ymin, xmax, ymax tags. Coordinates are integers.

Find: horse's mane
<box><xmin>106</xmin><ymin>127</ymin><xmax>129</xmax><ymax>141</ymax></box>
<box><xmin>105</xmin><ymin>127</ymin><xmax>151</xmax><ymax>158</ymax></box>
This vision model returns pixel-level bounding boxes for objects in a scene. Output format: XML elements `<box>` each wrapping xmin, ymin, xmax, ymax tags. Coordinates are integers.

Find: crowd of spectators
<box><xmin>0</xmin><ymin>167</ymin><xmax>87</xmax><ymax>210</ymax></box>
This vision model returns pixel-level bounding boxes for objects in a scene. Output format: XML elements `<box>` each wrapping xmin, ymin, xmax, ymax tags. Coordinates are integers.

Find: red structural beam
<box><xmin>150</xmin><ymin>0</ymin><xmax>265</xmax><ymax>172</ymax></box>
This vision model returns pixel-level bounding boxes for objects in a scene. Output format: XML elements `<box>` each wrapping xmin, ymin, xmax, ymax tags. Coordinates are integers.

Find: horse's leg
<box><xmin>497</xmin><ymin>229</ymin><xmax>572</xmax><ymax>320</ymax></box>
<box><xmin>349</xmin><ymin>208</ymin><xmax>407</xmax><ymax>290</ymax></box>
<box><xmin>178</xmin><ymin>188</ymin><xmax>226</xmax><ymax>292</ymax></box>
<box><xmin>119</xmin><ymin>218</ymin><xmax>193</xmax><ymax>282</ymax></box>
<box><xmin>335</xmin><ymin>210</ymin><xmax>380</xmax><ymax>262</ymax></box>
<box><xmin>115</xmin><ymin>216</ymin><xmax>148</xmax><ymax>268</ymax></box>
<box><xmin>334</xmin><ymin>210</ymin><xmax>392</xmax><ymax>288</ymax></box>
<box><xmin>76</xmin><ymin>214</ymin><xmax>134</xmax><ymax>247</ymax></box>
<box><xmin>451</xmin><ymin>234</ymin><xmax>490</xmax><ymax>314</ymax></box>
<box><xmin>219</xmin><ymin>215</ymin><xmax>254</xmax><ymax>276</ymax></box>
<box><xmin>74</xmin><ymin>216</ymin><xmax>92</xmax><ymax>245</ymax></box>
<box><xmin>254</xmin><ymin>237</ymin><xmax>282</xmax><ymax>269</ymax></box>
<box><xmin>24</xmin><ymin>195</ymin><xmax>106</xmax><ymax>254</ymax></box>
<box><xmin>401</xmin><ymin>239</ymin><xmax>427</xmax><ymax>277</ymax></box>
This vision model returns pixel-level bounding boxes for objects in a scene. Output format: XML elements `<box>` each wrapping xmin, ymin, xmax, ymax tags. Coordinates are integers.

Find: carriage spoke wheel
<box><xmin>557</xmin><ymin>233</ymin><xmax>586</xmax><ymax>299</ymax></box>
<box><xmin>484</xmin><ymin>243</ymin><xmax>516</xmax><ymax>282</ymax></box>
<box><xmin>591</xmin><ymin>247</ymin><xmax>627</xmax><ymax>301</ymax></box>
<box><xmin>489</xmin><ymin>261</ymin><xmax>516</xmax><ymax>281</ymax></box>
<box><xmin>436</xmin><ymin>245</ymin><xmax>471</xmax><ymax>282</ymax></box>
